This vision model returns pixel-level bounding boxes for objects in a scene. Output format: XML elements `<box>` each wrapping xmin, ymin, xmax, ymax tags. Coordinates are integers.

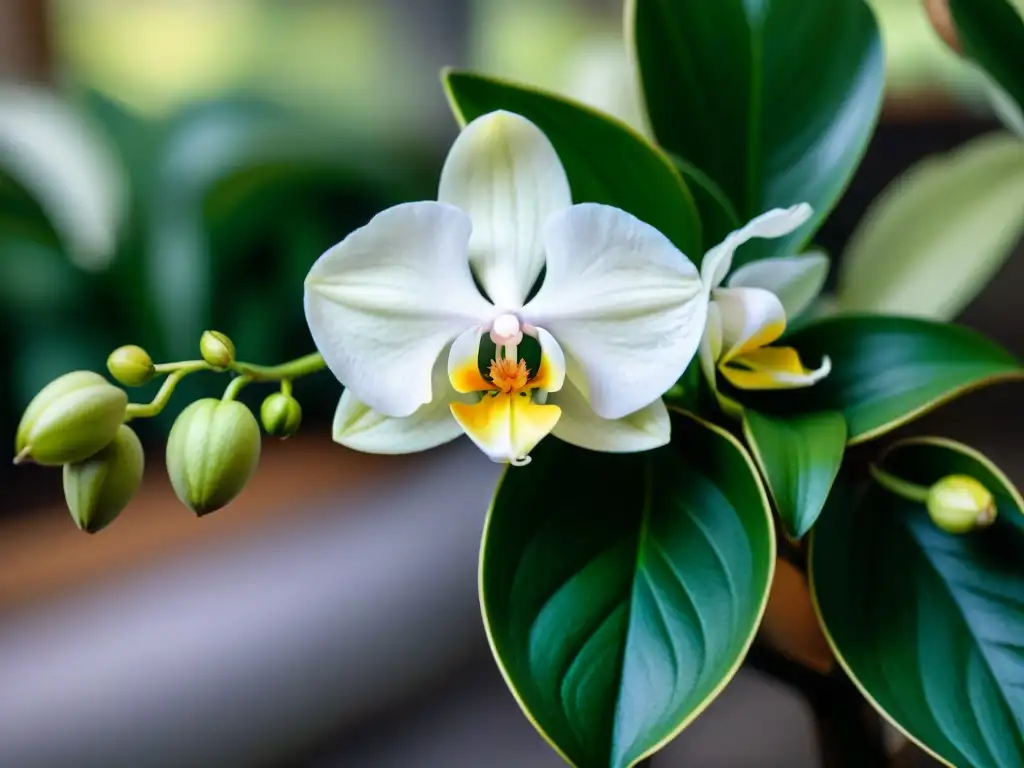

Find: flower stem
<box><xmin>229</xmin><ymin>352</ymin><xmax>325</xmax><ymax>382</ymax></box>
<box><xmin>125</xmin><ymin>352</ymin><xmax>324</xmax><ymax>419</ymax></box>
<box><xmin>222</xmin><ymin>376</ymin><xmax>252</xmax><ymax>402</ymax></box>
<box><xmin>154</xmin><ymin>360</ymin><xmax>213</xmax><ymax>375</ymax></box>
<box><xmin>125</xmin><ymin>370</ymin><xmax>187</xmax><ymax>421</ymax></box>
<box><xmin>869</xmin><ymin>464</ymin><xmax>930</xmax><ymax>504</ymax></box>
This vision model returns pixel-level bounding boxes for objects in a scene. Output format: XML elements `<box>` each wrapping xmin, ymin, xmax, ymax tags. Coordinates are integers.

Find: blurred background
<box><xmin>0</xmin><ymin>1</ymin><xmax>1021</xmax><ymax>765</ymax></box>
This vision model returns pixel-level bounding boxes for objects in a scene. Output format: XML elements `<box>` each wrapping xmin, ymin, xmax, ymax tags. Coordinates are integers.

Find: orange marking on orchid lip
<box><xmin>451</xmin><ymin>361</ymin><xmax>491</xmax><ymax>393</ymax></box>
<box><xmin>489</xmin><ymin>357</ymin><xmax>530</xmax><ymax>394</ymax></box>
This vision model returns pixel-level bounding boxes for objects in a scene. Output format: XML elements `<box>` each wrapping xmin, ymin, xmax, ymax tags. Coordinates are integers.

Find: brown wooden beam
<box><xmin>0</xmin><ymin>0</ymin><xmax>53</xmax><ymax>83</ymax></box>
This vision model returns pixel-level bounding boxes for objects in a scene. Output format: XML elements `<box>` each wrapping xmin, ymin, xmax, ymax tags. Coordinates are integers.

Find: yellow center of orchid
<box><xmin>489</xmin><ymin>357</ymin><xmax>530</xmax><ymax>395</ymax></box>
<box><xmin>447</xmin><ymin>317</ymin><xmax>564</xmax><ymax>467</ymax></box>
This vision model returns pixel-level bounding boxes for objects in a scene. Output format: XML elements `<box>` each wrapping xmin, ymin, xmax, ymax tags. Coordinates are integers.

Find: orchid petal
<box><xmin>701</xmin><ymin>204</ymin><xmax>814</xmax><ymax>289</ymax></box>
<box><xmin>720</xmin><ymin>347</ymin><xmax>832</xmax><ymax>390</ymax></box>
<box><xmin>699</xmin><ymin>301</ymin><xmax>724</xmax><ymax>388</ymax></box>
<box><xmin>450</xmin><ymin>393</ymin><xmax>561</xmax><ymax>464</ymax></box>
<box><xmin>332</xmin><ymin>389</ymin><xmax>463</xmax><ymax>454</ymax></box>
<box><xmin>549</xmin><ymin>375</ymin><xmax>669</xmax><ymax>452</ymax></box>
<box><xmin>305</xmin><ymin>201</ymin><xmax>494</xmax><ymax>418</ymax></box>
<box><xmin>449</xmin><ymin>325</ymin><xmax>491</xmax><ymax>393</ymax></box>
<box><xmin>727</xmin><ymin>251</ymin><xmax>829</xmax><ymax>319</ymax></box>
<box><xmin>713</xmin><ymin>286</ymin><xmax>787</xmax><ymax>363</ymax></box>
<box><xmin>523</xmin><ymin>203</ymin><xmax>705</xmax><ymax>420</ymax></box>
<box><xmin>333</xmin><ymin>355</ymin><xmax>468</xmax><ymax>453</ymax></box>
<box><xmin>438</xmin><ymin>110</ymin><xmax>572</xmax><ymax>310</ymax></box>
<box><xmin>530</xmin><ymin>327</ymin><xmax>566</xmax><ymax>393</ymax></box>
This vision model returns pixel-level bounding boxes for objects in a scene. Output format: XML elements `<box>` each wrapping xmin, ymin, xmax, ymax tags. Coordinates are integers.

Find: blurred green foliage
<box><xmin>0</xmin><ymin>89</ymin><xmax>434</xmax><ymax>454</ymax></box>
<box><xmin>3</xmin><ymin>0</ymin><xmax>1019</xmax><ymax>471</ymax></box>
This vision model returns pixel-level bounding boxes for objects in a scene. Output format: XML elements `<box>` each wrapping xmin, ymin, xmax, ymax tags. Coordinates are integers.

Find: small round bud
<box><xmin>924</xmin><ymin>0</ymin><xmax>961</xmax><ymax>53</ymax></box>
<box><xmin>63</xmin><ymin>424</ymin><xmax>144</xmax><ymax>534</ymax></box>
<box><xmin>107</xmin><ymin>345</ymin><xmax>156</xmax><ymax>387</ymax></box>
<box><xmin>166</xmin><ymin>398</ymin><xmax>261</xmax><ymax>516</ymax></box>
<box><xmin>15</xmin><ymin>371</ymin><xmax>127</xmax><ymax>466</ymax></box>
<box><xmin>926</xmin><ymin>474</ymin><xmax>996</xmax><ymax>534</ymax></box>
<box><xmin>200</xmin><ymin>331</ymin><xmax>236</xmax><ymax>369</ymax></box>
<box><xmin>260</xmin><ymin>393</ymin><xmax>302</xmax><ymax>438</ymax></box>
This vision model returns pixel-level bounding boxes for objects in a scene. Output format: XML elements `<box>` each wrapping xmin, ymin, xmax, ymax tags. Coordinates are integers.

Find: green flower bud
<box><xmin>200</xmin><ymin>330</ymin><xmax>235</xmax><ymax>369</ymax></box>
<box><xmin>166</xmin><ymin>398</ymin><xmax>261</xmax><ymax>516</ymax></box>
<box><xmin>15</xmin><ymin>371</ymin><xmax>127</xmax><ymax>466</ymax></box>
<box><xmin>260</xmin><ymin>392</ymin><xmax>302</xmax><ymax>438</ymax></box>
<box><xmin>107</xmin><ymin>345</ymin><xmax>156</xmax><ymax>387</ymax></box>
<box><xmin>63</xmin><ymin>424</ymin><xmax>144</xmax><ymax>534</ymax></box>
<box><xmin>926</xmin><ymin>474</ymin><xmax>997</xmax><ymax>534</ymax></box>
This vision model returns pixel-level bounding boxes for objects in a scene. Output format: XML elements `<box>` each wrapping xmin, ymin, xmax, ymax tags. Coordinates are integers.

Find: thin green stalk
<box><xmin>229</xmin><ymin>352</ymin><xmax>325</xmax><ymax>382</ymax></box>
<box><xmin>154</xmin><ymin>360</ymin><xmax>212</xmax><ymax>375</ymax></box>
<box><xmin>125</xmin><ymin>370</ymin><xmax>187</xmax><ymax>421</ymax></box>
<box><xmin>222</xmin><ymin>376</ymin><xmax>252</xmax><ymax>402</ymax></box>
<box><xmin>126</xmin><ymin>351</ymin><xmax>323</xmax><ymax>419</ymax></box>
<box><xmin>869</xmin><ymin>465</ymin><xmax>930</xmax><ymax>504</ymax></box>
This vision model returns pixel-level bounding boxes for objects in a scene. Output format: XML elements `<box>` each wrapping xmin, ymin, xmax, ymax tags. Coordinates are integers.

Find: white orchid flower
<box><xmin>305</xmin><ymin>110</ymin><xmax>706</xmax><ymax>465</ymax></box>
<box><xmin>698</xmin><ymin>205</ymin><xmax>832</xmax><ymax>391</ymax></box>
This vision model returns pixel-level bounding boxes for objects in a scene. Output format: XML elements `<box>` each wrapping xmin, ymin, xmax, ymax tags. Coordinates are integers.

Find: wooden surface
<box><xmin>0</xmin><ymin>434</ymin><xmax>394</xmax><ymax>612</ymax></box>
<box><xmin>0</xmin><ymin>0</ymin><xmax>52</xmax><ymax>82</ymax></box>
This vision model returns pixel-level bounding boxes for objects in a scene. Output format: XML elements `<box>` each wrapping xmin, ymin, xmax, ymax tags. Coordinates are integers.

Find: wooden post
<box><xmin>0</xmin><ymin>0</ymin><xmax>53</xmax><ymax>83</ymax></box>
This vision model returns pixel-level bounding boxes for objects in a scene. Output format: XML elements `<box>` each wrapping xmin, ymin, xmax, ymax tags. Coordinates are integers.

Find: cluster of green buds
<box><xmin>12</xmin><ymin>331</ymin><xmax>324</xmax><ymax>533</ymax></box>
<box><xmin>871</xmin><ymin>464</ymin><xmax>998</xmax><ymax>535</ymax></box>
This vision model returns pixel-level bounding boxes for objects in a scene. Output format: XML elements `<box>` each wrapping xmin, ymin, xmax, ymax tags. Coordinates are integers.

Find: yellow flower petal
<box><xmin>720</xmin><ymin>346</ymin><xmax>831</xmax><ymax>391</ymax></box>
<box><xmin>713</xmin><ymin>286</ymin><xmax>787</xmax><ymax>362</ymax></box>
<box><xmin>448</xmin><ymin>326</ymin><xmax>492</xmax><ymax>393</ymax></box>
<box><xmin>530</xmin><ymin>327</ymin><xmax>566</xmax><ymax>393</ymax></box>
<box><xmin>734</xmin><ymin>346</ymin><xmax>807</xmax><ymax>374</ymax></box>
<box><xmin>450</xmin><ymin>392</ymin><xmax>561</xmax><ymax>463</ymax></box>
<box><xmin>699</xmin><ymin>301</ymin><xmax>723</xmax><ymax>391</ymax></box>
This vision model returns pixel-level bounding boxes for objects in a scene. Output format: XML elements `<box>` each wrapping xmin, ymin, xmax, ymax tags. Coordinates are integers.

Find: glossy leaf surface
<box><xmin>839</xmin><ymin>134</ymin><xmax>1024</xmax><ymax>320</ymax></box>
<box><xmin>812</xmin><ymin>438</ymin><xmax>1024</xmax><ymax>767</ymax></box>
<box><xmin>481</xmin><ymin>411</ymin><xmax>774</xmax><ymax>767</ymax></box>
<box><xmin>444</xmin><ymin>70</ymin><xmax>703</xmax><ymax>258</ymax></box>
<box><xmin>731</xmin><ymin>316</ymin><xmax>1022</xmax><ymax>444</ymax></box>
<box><xmin>671</xmin><ymin>155</ymin><xmax>740</xmax><ymax>254</ymax></box>
<box><xmin>630</xmin><ymin>0</ymin><xmax>884</xmax><ymax>264</ymax></box>
<box><xmin>743</xmin><ymin>409</ymin><xmax>846</xmax><ymax>538</ymax></box>
<box><xmin>950</xmin><ymin>0</ymin><xmax>1024</xmax><ymax>117</ymax></box>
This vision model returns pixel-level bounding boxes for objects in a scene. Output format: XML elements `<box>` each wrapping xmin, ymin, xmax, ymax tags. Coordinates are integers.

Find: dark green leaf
<box><xmin>812</xmin><ymin>438</ymin><xmax>1024</xmax><ymax>767</ymax></box>
<box><xmin>0</xmin><ymin>237</ymin><xmax>84</xmax><ymax>318</ymax></box>
<box><xmin>11</xmin><ymin>324</ymin><xmax>110</xmax><ymax>410</ymax></box>
<box><xmin>743</xmin><ymin>410</ymin><xmax>846</xmax><ymax>538</ymax></box>
<box><xmin>950</xmin><ymin>0</ymin><xmax>1024</xmax><ymax>116</ymax></box>
<box><xmin>149</xmin><ymin>98</ymin><xmax>406</xmax><ymax>360</ymax></box>
<box><xmin>148</xmin><ymin>100</ymin><xmax>296</xmax><ymax>358</ymax></box>
<box><xmin>444</xmin><ymin>70</ymin><xmax>703</xmax><ymax>258</ymax></box>
<box><xmin>731</xmin><ymin>315</ymin><xmax>1022</xmax><ymax>444</ymax></box>
<box><xmin>671</xmin><ymin>155</ymin><xmax>741</xmax><ymax>253</ymax></box>
<box><xmin>0</xmin><ymin>171</ymin><xmax>61</xmax><ymax>247</ymax></box>
<box><xmin>481</xmin><ymin>410</ymin><xmax>774</xmax><ymax>767</ymax></box>
<box><xmin>630</xmin><ymin>0</ymin><xmax>884</xmax><ymax>263</ymax></box>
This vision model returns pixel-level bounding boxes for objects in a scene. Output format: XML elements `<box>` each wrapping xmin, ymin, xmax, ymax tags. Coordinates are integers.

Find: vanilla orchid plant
<box><xmin>11</xmin><ymin>1</ymin><xmax>1024</xmax><ymax>766</ymax></box>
